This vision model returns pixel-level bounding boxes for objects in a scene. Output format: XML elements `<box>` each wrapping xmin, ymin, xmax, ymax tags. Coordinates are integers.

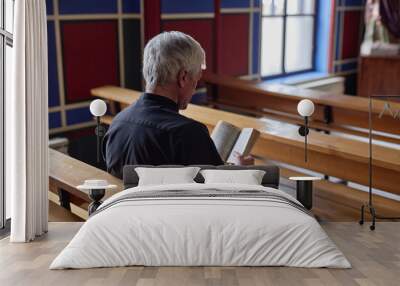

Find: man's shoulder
<box><xmin>113</xmin><ymin>103</ymin><xmax>138</xmax><ymax>121</ymax></box>
<box><xmin>175</xmin><ymin>114</ymin><xmax>203</xmax><ymax>126</ymax></box>
<box><xmin>174</xmin><ymin>116</ymin><xmax>208</xmax><ymax>135</ymax></box>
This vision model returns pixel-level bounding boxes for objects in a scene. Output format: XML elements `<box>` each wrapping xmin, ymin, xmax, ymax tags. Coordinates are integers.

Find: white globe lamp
<box><xmin>90</xmin><ymin>99</ymin><xmax>107</xmax><ymax>117</ymax></box>
<box><xmin>90</xmin><ymin>99</ymin><xmax>107</xmax><ymax>164</ymax></box>
<box><xmin>297</xmin><ymin>99</ymin><xmax>315</xmax><ymax>162</ymax></box>
<box><xmin>297</xmin><ymin>99</ymin><xmax>315</xmax><ymax>117</ymax></box>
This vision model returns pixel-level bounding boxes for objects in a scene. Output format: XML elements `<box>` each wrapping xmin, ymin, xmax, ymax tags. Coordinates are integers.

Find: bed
<box><xmin>50</xmin><ymin>165</ymin><xmax>350</xmax><ymax>269</ymax></box>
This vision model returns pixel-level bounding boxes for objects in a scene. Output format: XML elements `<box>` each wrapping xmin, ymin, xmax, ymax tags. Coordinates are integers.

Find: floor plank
<box><xmin>48</xmin><ymin>200</ymin><xmax>84</xmax><ymax>222</ymax></box>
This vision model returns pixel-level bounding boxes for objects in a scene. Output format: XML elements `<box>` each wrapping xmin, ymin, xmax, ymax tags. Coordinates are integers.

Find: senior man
<box><xmin>103</xmin><ymin>31</ymin><xmax>252</xmax><ymax>178</ymax></box>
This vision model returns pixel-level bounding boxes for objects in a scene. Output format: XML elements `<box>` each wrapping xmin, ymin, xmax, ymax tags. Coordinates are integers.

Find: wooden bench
<box><xmin>48</xmin><ymin>144</ymin><xmax>400</xmax><ymax>222</ymax></box>
<box><xmin>91</xmin><ymin>85</ymin><xmax>400</xmax><ymax>197</ymax></box>
<box><xmin>203</xmin><ymin>73</ymin><xmax>400</xmax><ymax>144</ymax></box>
<box><xmin>277</xmin><ymin>166</ymin><xmax>400</xmax><ymax>221</ymax></box>
<box><xmin>49</xmin><ymin>148</ymin><xmax>123</xmax><ymax>219</ymax></box>
<box><xmin>48</xmin><ymin>122</ymin><xmax>400</xmax><ymax>222</ymax></box>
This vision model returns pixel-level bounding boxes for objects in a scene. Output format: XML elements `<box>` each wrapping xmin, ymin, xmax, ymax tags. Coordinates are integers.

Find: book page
<box><xmin>211</xmin><ymin>121</ymin><xmax>241</xmax><ymax>161</ymax></box>
<box><xmin>226</xmin><ymin>128</ymin><xmax>260</xmax><ymax>164</ymax></box>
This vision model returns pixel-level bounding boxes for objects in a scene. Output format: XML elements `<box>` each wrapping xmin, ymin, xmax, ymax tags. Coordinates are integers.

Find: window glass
<box><xmin>285</xmin><ymin>16</ymin><xmax>314</xmax><ymax>72</ymax></box>
<box><xmin>261</xmin><ymin>0</ymin><xmax>315</xmax><ymax>77</ymax></box>
<box><xmin>0</xmin><ymin>1</ymin><xmax>3</xmax><ymax>29</ymax></box>
<box><xmin>5</xmin><ymin>43</ymin><xmax>12</xmax><ymax>118</ymax></box>
<box><xmin>0</xmin><ymin>37</ymin><xmax>3</xmax><ymax>228</ymax></box>
<box><xmin>262</xmin><ymin>0</ymin><xmax>285</xmax><ymax>16</ymax></box>
<box><xmin>5</xmin><ymin>43</ymin><xmax>12</xmax><ymax>219</ymax></box>
<box><xmin>286</xmin><ymin>0</ymin><xmax>315</xmax><ymax>15</ymax></box>
<box><xmin>261</xmin><ymin>17</ymin><xmax>284</xmax><ymax>76</ymax></box>
<box><xmin>5</xmin><ymin>0</ymin><xmax>14</xmax><ymax>33</ymax></box>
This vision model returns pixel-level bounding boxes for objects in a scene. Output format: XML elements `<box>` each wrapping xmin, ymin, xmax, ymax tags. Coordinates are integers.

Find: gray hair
<box><xmin>142</xmin><ymin>31</ymin><xmax>205</xmax><ymax>91</ymax></box>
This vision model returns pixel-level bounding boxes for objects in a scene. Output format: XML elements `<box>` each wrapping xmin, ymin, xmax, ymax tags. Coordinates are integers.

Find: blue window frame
<box><xmin>260</xmin><ymin>0</ymin><xmax>317</xmax><ymax>78</ymax></box>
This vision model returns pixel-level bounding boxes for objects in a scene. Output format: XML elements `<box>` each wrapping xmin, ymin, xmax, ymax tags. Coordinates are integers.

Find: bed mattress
<box><xmin>50</xmin><ymin>183</ymin><xmax>351</xmax><ymax>269</ymax></box>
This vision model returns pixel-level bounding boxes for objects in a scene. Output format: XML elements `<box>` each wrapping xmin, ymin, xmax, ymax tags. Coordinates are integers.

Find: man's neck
<box><xmin>146</xmin><ymin>86</ymin><xmax>178</xmax><ymax>104</ymax></box>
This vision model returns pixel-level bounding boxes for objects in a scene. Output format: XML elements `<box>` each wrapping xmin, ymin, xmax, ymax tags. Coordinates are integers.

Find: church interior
<box><xmin>1</xmin><ymin>0</ymin><xmax>400</xmax><ymax>285</ymax></box>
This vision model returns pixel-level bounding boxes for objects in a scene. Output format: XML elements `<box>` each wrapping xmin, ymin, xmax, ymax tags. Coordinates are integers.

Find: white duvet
<box><xmin>50</xmin><ymin>183</ymin><xmax>351</xmax><ymax>269</ymax></box>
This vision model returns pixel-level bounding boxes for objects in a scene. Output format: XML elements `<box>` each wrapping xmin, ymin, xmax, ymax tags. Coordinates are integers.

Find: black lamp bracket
<box><xmin>95</xmin><ymin>116</ymin><xmax>106</xmax><ymax>164</ymax></box>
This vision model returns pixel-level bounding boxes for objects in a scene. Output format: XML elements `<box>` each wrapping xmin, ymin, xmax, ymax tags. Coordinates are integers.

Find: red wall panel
<box><xmin>219</xmin><ymin>14</ymin><xmax>249</xmax><ymax>75</ymax></box>
<box><xmin>62</xmin><ymin>21</ymin><xmax>119</xmax><ymax>103</ymax></box>
<box><xmin>162</xmin><ymin>19</ymin><xmax>214</xmax><ymax>73</ymax></box>
<box><xmin>144</xmin><ymin>0</ymin><xmax>161</xmax><ymax>42</ymax></box>
<box><xmin>342</xmin><ymin>11</ymin><xmax>362</xmax><ymax>59</ymax></box>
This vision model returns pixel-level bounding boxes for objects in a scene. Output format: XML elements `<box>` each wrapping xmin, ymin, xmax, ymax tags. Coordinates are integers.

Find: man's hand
<box><xmin>231</xmin><ymin>151</ymin><xmax>255</xmax><ymax>166</ymax></box>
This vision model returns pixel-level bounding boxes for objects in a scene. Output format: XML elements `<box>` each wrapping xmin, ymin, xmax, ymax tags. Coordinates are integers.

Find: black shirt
<box><xmin>103</xmin><ymin>93</ymin><xmax>223</xmax><ymax>178</ymax></box>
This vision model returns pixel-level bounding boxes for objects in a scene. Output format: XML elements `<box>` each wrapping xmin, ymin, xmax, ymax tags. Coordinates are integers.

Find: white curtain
<box><xmin>6</xmin><ymin>0</ymin><xmax>49</xmax><ymax>242</ymax></box>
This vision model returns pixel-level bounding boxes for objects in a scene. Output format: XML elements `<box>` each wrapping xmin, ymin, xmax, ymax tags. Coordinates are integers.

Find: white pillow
<box><xmin>135</xmin><ymin>167</ymin><xmax>200</xmax><ymax>186</ymax></box>
<box><xmin>200</xmin><ymin>169</ymin><xmax>266</xmax><ymax>185</ymax></box>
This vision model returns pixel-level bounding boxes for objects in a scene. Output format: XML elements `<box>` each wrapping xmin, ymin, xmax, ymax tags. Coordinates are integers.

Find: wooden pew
<box><xmin>49</xmin><ymin>148</ymin><xmax>123</xmax><ymax>219</ymax></box>
<box><xmin>48</xmin><ymin>144</ymin><xmax>400</xmax><ymax>222</ymax></box>
<box><xmin>91</xmin><ymin>86</ymin><xmax>400</xmax><ymax>196</ymax></box>
<box><xmin>203</xmin><ymin>73</ymin><xmax>400</xmax><ymax>143</ymax></box>
<box><xmin>278</xmin><ymin>166</ymin><xmax>400</xmax><ymax>221</ymax></box>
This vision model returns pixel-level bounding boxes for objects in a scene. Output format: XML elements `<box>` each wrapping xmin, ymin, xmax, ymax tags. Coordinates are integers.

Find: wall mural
<box><xmin>46</xmin><ymin>0</ymin><xmax>364</xmax><ymax>135</ymax></box>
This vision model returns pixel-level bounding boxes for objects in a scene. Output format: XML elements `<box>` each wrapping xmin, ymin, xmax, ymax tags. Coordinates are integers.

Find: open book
<box><xmin>211</xmin><ymin>120</ymin><xmax>260</xmax><ymax>163</ymax></box>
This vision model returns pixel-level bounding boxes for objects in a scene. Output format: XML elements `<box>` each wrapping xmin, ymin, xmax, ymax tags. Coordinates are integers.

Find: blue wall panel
<box><xmin>335</xmin><ymin>11</ymin><xmax>342</xmax><ymax>60</ymax></box>
<box><xmin>123</xmin><ymin>0</ymin><xmax>141</xmax><ymax>13</ymax></box>
<box><xmin>343</xmin><ymin>0</ymin><xmax>364</xmax><ymax>6</ymax></box>
<box><xmin>161</xmin><ymin>0</ymin><xmax>214</xmax><ymax>13</ymax></box>
<box><xmin>252</xmin><ymin>12</ymin><xmax>260</xmax><ymax>74</ymax></box>
<box><xmin>47</xmin><ymin>21</ymin><xmax>60</xmax><ymax>107</ymax></box>
<box><xmin>221</xmin><ymin>0</ymin><xmax>250</xmax><ymax>9</ymax></box>
<box><xmin>59</xmin><ymin>0</ymin><xmax>118</xmax><ymax>14</ymax></box>
<box><xmin>46</xmin><ymin>0</ymin><xmax>53</xmax><ymax>15</ymax></box>
<box><xmin>66</xmin><ymin>107</ymin><xmax>93</xmax><ymax>125</ymax></box>
<box><xmin>123</xmin><ymin>19</ymin><xmax>142</xmax><ymax>89</ymax></box>
<box><xmin>49</xmin><ymin>112</ymin><xmax>62</xmax><ymax>129</ymax></box>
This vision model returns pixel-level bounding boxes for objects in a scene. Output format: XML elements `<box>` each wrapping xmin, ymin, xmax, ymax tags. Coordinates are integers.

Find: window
<box><xmin>1</xmin><ymin>0</ymin><xmax>14</xmax><ymax>230</ymax></box>
<box><xmin>261</xmin><ymin>0</ymin><xmax>316</xmax><ymax>77</ymax></box>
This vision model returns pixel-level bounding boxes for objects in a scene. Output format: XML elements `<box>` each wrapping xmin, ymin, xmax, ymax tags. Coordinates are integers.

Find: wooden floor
<box><xmin>1</xmin><ymin>222</ymin><xmax>399</xmax><ymax>286</ymax></box>
<box><xmin>48</xmin><ymin>200</ymin><xmax>83</xmax><ymax>222</ymax></box>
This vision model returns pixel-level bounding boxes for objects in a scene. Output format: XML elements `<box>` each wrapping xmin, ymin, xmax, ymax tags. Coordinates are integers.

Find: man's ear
<box><xmin>177</xmin><ymin>69</ymin><xmax>188</xmax><ymax>88</ymax></box>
